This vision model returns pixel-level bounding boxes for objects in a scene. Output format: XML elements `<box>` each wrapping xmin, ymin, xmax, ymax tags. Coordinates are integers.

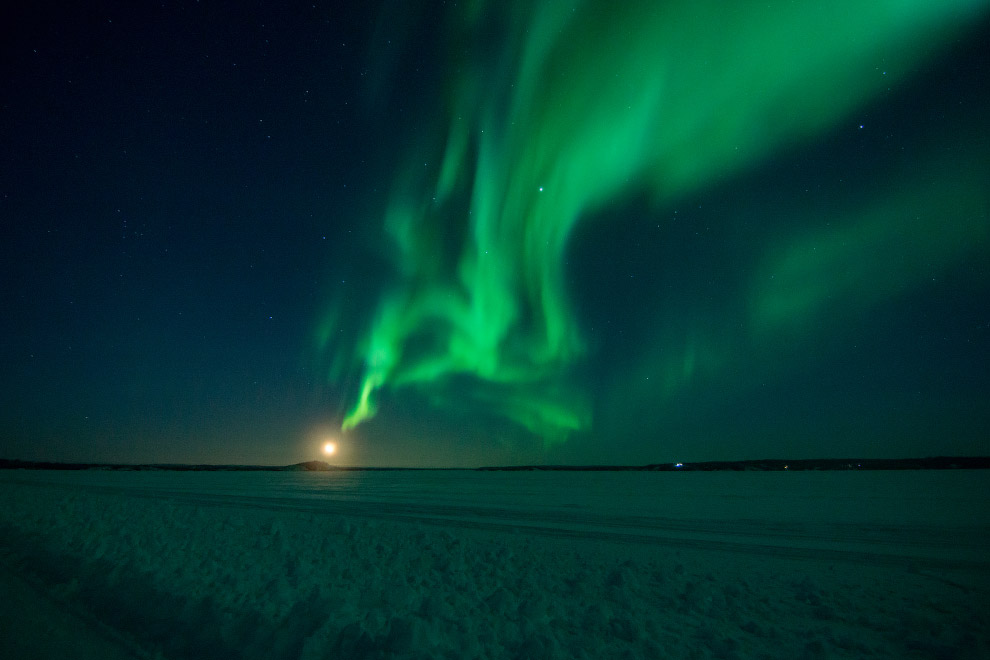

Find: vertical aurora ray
<box><xmin>330</xmin><ymin>0</ymin><xmax>988</xmax><ymax>444</ymax></box>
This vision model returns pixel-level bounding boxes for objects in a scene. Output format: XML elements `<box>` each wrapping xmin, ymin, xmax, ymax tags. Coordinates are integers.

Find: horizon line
<box><xmin>2</xmin><ymin>456</ymin><xmax>988</xmax><ymax>472</ymax></box>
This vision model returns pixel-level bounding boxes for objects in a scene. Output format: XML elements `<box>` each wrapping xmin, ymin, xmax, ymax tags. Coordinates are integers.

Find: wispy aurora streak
<box><xmin>330</xmin><ymin>0</ymin><xmax>988</xmax><ymax>443</ymax></box>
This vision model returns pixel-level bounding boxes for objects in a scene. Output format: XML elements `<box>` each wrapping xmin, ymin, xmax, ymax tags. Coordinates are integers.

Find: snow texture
<box><xmin>1</xmin><ymin>469</ymin><xmax>988</xmax><ymax>659</ymax></box>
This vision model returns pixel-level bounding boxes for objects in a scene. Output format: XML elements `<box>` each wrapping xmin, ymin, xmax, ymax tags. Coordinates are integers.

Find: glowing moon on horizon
<box><xmin>323</xmin><ymin>441</ymin><xmax>337</xmax><ymax>456</ymax></box>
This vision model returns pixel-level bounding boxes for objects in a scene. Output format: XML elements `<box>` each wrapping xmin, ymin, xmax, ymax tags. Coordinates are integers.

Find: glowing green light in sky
<box><xmin>751</xmin><ymin>161</ymin><xmax>989</xmax><ymax>336</ymax></box>
<box><xmin>332</xmin><ymin>0</ymin><xmax>988</xmax><ymax>442</ymax></box>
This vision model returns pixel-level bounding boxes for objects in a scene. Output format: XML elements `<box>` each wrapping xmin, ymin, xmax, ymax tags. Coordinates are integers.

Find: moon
<box><xmin>323</xmin><ymin>441</ymin><xmax>337</xmax><ymax>456</ymax></box>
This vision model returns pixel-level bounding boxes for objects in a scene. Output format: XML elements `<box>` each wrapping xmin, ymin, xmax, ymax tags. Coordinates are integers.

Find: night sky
<box><xmin>2</xmin><ymin>1</ymin><xmax>988</xmax><ymax>467</ymax></box>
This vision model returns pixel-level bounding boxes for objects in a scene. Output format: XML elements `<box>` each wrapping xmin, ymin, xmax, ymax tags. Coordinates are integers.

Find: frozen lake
<box><xmin>1</xmin><ymin>469</ymin><xmax>988</xmax><ymax>658</ymax></box>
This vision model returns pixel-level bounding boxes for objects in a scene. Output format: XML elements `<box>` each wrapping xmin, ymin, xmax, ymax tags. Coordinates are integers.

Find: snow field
<box><xmin>1</xmin><ymin>472</ymin><xmax>988</xmax><ymax>659</ymax></box>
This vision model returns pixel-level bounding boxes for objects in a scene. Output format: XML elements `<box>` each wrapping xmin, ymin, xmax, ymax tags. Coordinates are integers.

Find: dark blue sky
<box><xmin>2</xmin><ymin>1</ymin><xmax>988</xmax><ymax>466</ymax></box>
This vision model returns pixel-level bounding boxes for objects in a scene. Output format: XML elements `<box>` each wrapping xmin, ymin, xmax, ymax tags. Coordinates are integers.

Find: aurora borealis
<box><xmin>322</xmin><ymin>1</ymin><xmax>990</xmax><ymax>459</ymax></box>
<box><xmin>2</xmin><ymin>0</ymin><xmax>989</xmax><ymax>466</ymax></box>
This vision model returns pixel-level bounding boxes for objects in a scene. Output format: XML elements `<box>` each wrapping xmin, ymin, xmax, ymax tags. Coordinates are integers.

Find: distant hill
<box><xmin>283</xmin><ymin>460</ymin><xmax>334</xmax><ymax>471</ymax></box>
<box><xmin>1</xmin><ymin>456</ymin><xmax>987</xmax><ymax>472</ymax></box>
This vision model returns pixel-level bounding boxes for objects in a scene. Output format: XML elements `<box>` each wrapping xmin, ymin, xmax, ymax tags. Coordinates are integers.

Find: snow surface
<box><xmin>0</xmin><ymin>469</ymin><xmax>987</xmax><ymax>659</ymax></box>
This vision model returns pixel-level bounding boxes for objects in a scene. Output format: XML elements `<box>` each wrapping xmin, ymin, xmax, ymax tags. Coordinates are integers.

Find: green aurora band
<box><xmin>324</xmin><ymin>0</ymin><xmax>989</xmax><ymax>446</ymax></box>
